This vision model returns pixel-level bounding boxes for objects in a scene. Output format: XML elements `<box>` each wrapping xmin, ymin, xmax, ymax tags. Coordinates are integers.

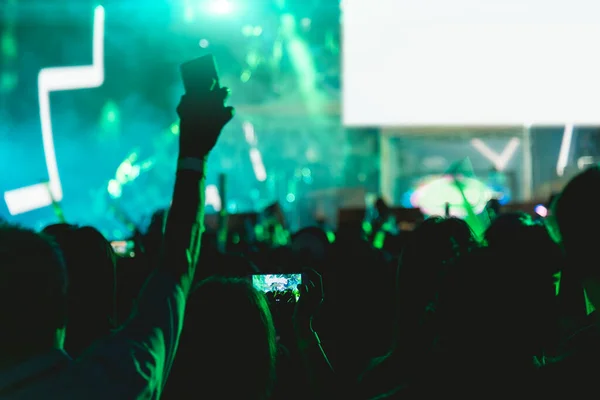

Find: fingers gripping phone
<box><xmin>252</xmin><ymin>274</ymin><xmax>302</xmax><ymax>301</ymax></box>
<box><xmin>180</xmin><ymin>54</ymin><xmax>220</xmax><ymax>94</ymax></box>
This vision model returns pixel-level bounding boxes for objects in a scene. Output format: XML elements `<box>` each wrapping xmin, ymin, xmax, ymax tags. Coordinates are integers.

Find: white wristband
<box><xmin>177</xmin><ymin>157</ymin><xmax>206</xmax><ymax>173</ymax></box>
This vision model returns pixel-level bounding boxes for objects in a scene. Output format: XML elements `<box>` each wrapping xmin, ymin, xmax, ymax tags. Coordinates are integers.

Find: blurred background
<box><xmin>1</xmin><ymin>0</ymin><xmax>599</xmax><ymax>239</ymax></box>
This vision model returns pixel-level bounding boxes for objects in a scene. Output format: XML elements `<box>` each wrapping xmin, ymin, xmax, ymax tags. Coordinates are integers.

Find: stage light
<box><xmin>184</xmin><ymin>5</ymin><xmax>195</xmax><ymax>22</ymax></box>
<box><xmin>242</xmin><ymin>121</ymin><xmax>256</xmax><ymax>145</ymax></box>
<box><xmin>101</xmin><ymin>101</ymin><xmax>119</xmax><ymax>124</ymax></box>
<box><xmin>557</xmin><ymin>124</ymin><xmax>574</xmax><ymax>177</ymax></box>
<box><xmin>0</xmin><ymin>71</ymin><xmax>17</xmax><ymax>93</ymax></box>
<box><xmin>281</xmin><ymin>14</ymin><xmax>295</xmax><ymax>33</ymax></box>
<box><xmin>577</xmin><ymin>156</ymin><xmax>594</xmax><ymax>170</ymax></box>
<box><xmin>205</xmin><ymin>184</ymin><xmax>222</xmax><ymax>211</ymax></box>
<box><xmin>240</xmin><ymin>70</ymin><xmax>251</xmax><ymax>82</ymax></box>
<box><xmin>242</xmin><ymin>25</ymin><xmax>253</xmax><ymax>36</ymax></box>
<box><xmin>208</xmin><ymin>0</ymin><xmax>233</xmax><ymax>15</ymax></box>
<box><xmin>534</xmin><ymin>204</ymin><xmax>548</xmax><ymax>218</ymax></box>
<box><xmin>410</xmin><ymin>175</ymin><xmax>492</xmax><ymax>218</ymax></box>
<box><xmin>305</xmin><ymin>148</ymin><xmax>318</xmax><ymax>162</ymax></box>
<box><xmin>249</xmin><ymin>148</ymin><xmax>267</xmax><ymax>182</ymax></box>
<box><xmin>246</xmin><ymin>51</ymin><xmax>260</xmax><ymax>67</ymax></box>
<box><xmin>1</xmin><ymin>32</ymin><xmax>17</xmax><ymax>57</ymax></box>
<box><xmin>107</xmin><ymin>179</ymin><xmax>122</xmax><ymax>199</ymax></box>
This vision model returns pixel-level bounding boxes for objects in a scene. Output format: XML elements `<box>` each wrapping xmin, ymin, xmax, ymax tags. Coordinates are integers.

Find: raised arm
<box><xmin>162</xmin><ymin>89</ymin><xmax>234</xmax><ymax>284</ymax></box>
<box><xmin>79</xmin><ymin>86</ymin><xmax>234</xmax><ymax>399</ymax></box>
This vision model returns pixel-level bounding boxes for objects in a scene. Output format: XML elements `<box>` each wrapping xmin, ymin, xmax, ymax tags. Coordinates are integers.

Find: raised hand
<box><xmin>176</xmin><ymin>87</ymin><xmax>235</xmax><ymax>159</ymax></box>
<box><xmin>292</xmin><ymin>268</ymin><xmax>334</xmax><ymax>397</ymax></box>
<box><xmin>293</xmin><ymin>268</ymin><xmax>324</xmax><ymax>330</ymax></box>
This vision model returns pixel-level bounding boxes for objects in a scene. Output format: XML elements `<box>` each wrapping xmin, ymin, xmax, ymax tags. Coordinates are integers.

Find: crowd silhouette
<box><xmin>1</xmin><ymin>63</ymin><xmax>600</xmax><ymax>399</ymax></box>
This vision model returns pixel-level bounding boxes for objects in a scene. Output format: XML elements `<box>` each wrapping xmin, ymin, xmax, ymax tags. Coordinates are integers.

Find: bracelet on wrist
<box><xmin>177</xmin><ymin>157</ymin><xmax>207</xmax><ymax>173</ymax></box>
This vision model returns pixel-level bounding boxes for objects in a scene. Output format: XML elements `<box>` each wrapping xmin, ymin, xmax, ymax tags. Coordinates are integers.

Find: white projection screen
<box><xmin>343</xmin><ymin>0</ymin><xmax>600</xmax><ymax>127</ymax></box>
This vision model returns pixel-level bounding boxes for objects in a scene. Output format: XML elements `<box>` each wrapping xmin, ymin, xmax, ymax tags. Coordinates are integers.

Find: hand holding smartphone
<box><xmin>180</xmin><ymin>54</ymin><xmax>220</xmax><ymax>94</ymax></box>
<box><xmin>252</xmin><ymin>273</ymin><xmax>302</xmax><ymax>301</ymax></box>
<box><xmin>177</xmin><ymin>54</ymin><xmax>234</xmax><ymax>158</ymax></box>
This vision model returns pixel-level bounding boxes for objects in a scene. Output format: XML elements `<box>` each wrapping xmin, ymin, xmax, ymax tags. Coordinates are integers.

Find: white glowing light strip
<box><xmin>205</xmin><ymin>184</ymin><xmax>222</xmax><ymax>211</ymax></box>
<box><xmin>3</xmin><ymin>184</ymin><xmax>53</xmax><ymax>216</ymax></box>
<box><xmin>243</xmin><ymin>121</ymin><xmax>256</xmax><ymax>145</ymax></box>
<box><xmin>249</xmin><ymin>148</ymin><xmax>267</xmax><ymax>182</ymax></box>
<box><xmin>556</xmin><ymin>124</ymin><xmax>574</xmax><ymax>177</ymax></box>
<box><xmin>470</xmin><ymin>137</ymin><xmax>520</xmax><ymax>171</ymax></box>
<box><xmin>4</xmin><ymin>6</ymin><xmax>105</xmax><ymax>216</ymax></box>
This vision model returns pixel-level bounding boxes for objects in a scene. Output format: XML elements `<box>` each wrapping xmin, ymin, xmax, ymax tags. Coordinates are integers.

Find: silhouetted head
<box><xmin>485</xmin><ymin>212</ymin><xmax>533</xmax><ymax>247</ymax></box>
<box><xmin>43</xmin><ymin>224</ymin><xmax>117</xmax><ymax>357</ymax></box>
<box><xmin>400</xmin><ymin>216</ymin><xmax>476</xmax><ymax>272</ymax></box>
<box><xmin>550</xmin><ymin>166</ymin><xmax>600</xmax><ymax>318</ymax></box>
<box><xmin>0</xmin><ymin>223</ymin><xmax>67</xmax><ymax>364</ymax></box>
<box><xmin>486</xmin><ymin>215</ymin><xmax>561</xmax><ymax>340</ymax></box>
<box><xmin>486</xmin><ymin>212</ymin><xmax>562</xmax><ymax>272</ymax></box>
<box><xmin>291</xmin><ymin>226</ymin><xmax>330</xmax><ymax>270</ymax></box>
<box><xmin>485</xmin><ymin>198</ymin><xmax>502</xmax><ymax>220</ymax></box>
<box><xmin>441</xmin><ymin>218</ymin><xmax>560</xmax><ymax>367</ymax></box>
<box><xmin>394</xmin><ymin>217</ymin><xmax>476</xmax><ymax>349</ymax></box>
<box><xmin>164</xmin><ymin>277</ymin><xmax>277</xmax><ymax>400</ymax></box>
<box><xmin>553</xmin><ymin>166</ymin><xmax>600</xmax><ymax>278</ymax></box>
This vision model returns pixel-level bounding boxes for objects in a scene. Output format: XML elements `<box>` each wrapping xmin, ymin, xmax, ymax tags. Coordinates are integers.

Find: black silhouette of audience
<box><xmin>2</xmin><ymin>62</ymin><xmax>600</xmax><ymax>400</ymax></box>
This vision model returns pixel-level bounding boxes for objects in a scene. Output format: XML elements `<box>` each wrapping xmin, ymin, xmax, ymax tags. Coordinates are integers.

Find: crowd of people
<box><xmin>2</xmin><ymin>78</ymin><xmax>600</xmax><ymax>399</ymax></box>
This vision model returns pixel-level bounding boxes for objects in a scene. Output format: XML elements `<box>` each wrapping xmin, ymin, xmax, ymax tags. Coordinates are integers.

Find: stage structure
<box><xmin>379</xmin><ymin>127</ymin><xmax>535</xmax><ymax>214</ymax></box>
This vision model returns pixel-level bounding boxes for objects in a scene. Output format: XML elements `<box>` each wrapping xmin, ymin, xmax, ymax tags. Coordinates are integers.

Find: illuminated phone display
<box><xmin>252</xmin><ymin>274</ymin><xmax>302</xmax><ymax>300</ymax></box>
<box><xmin>110</xmin><ymin>240</ymin><xmax>135</xmax><ymax>257</ymax></box>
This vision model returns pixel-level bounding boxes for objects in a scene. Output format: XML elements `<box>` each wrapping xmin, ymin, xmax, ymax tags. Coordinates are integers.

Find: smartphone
<box><xmin>110</xmin><ymin>240</ymin><xmax>135</xmax><ymax>257</ymax></box>
<box><xmin>180</xmin><ymin>54</ymin><xmax>220</xmax><ymax>94</ymax></box>
<box><xmin>252</xmin><ymin>273</ymin><xmax>302</xmax><ymax>300</ymax></box>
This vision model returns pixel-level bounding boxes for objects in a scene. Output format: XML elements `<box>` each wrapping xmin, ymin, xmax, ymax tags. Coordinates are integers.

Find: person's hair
<box><xmin>382</xmin><ymin>218</ymin><xmax>474</xmax><ymax>360</ymax></box>
<box><xmin>554</xmin><ymin>165</ymin><xmax>600</xmax><ymax>279</ymax></box>
<box><xmin>395</xmin><ymin>217</ymin><xmax>476</xmax><ymax>339</ymax></box>
<box><xmin>291</xmin><ymin>226</ymin><xmax>330</xmax><ymax>269</ymax></box>
<box><xmin>484</xmin><ymin>212</ymin><xmax>533</xmax><ymax>246</ymax></box>
<box><xmin>437</xmin><ymin>219</ymin><xmax>559</xmax><ymax>385</ymax></box>
<box><xmin>434</xmin><ymin>246</ymin><xmax>541</xmax><ymax>391</ymax></box>
<box><xmin>43</xmin><ymin>224</ymin><xmax>117</xmax><ymax>357</ymax></box>
<box><xmin>163</xmin><ymin>276</ymin><xmax>277</xmax><ymax>400</ymax></box>
<box><xmin>484</xmin><ymin>217</ymin><xmax>561</xmax><ymax>351</ymax></box>
<box><xmin>551</xmin><ymin>166</ymin><xmax>600</xmax><ymax>320</ymax></box>
<box><xmin>358</xmin><ymin>217</ymin><xmax>476</xmax><ymax>394</ymax></box>
<box><xmin>0</xmin><ymin>223</ymin><xmax>68</xmax><ymax>356</ymax></box>
<box><xmin>486</xmin><ymin>198</ymin><xmax>501</xmax><ymax>214</ymax></box>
